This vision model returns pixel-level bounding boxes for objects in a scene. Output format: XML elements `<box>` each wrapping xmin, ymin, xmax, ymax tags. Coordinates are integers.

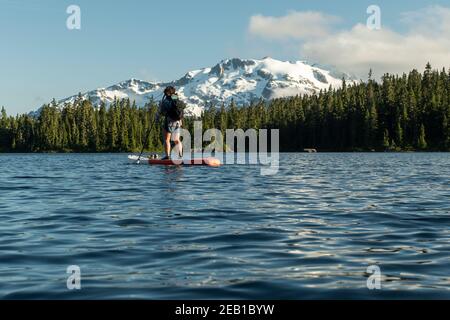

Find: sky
<box><xmin>1</xmin><ymin>0</ymin><xmax>449</xmax><ymax>114</ymax></box>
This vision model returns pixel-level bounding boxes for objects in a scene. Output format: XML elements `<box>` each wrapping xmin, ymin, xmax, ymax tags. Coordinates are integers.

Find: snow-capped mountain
<box><xmin>56</xmin><ymin>57</ymin><xmax>355</xmax><ymax>116</ymax></box>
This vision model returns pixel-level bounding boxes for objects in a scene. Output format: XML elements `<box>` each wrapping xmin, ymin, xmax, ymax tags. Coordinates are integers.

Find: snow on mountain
<box><xmin>54</xmin><ymin>57</ymin><xmax>355</xmax><ymax>116</ymax></box>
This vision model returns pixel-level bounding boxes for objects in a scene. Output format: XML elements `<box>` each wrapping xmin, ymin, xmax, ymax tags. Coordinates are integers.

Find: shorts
<box><xmin>164</xmin><ymin>118</ymin><xmax>182</xmax><ymax>134</ymax></box>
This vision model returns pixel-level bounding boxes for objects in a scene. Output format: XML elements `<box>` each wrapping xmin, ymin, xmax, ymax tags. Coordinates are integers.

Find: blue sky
<box><xmin>1</xmin><ymin>0</ymin><xmax>449</xmax><ymax>114</ymax></box>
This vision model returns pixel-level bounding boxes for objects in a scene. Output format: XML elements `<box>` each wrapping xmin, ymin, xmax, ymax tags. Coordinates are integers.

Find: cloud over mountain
<box><xmin>248</xmin><ymin>6</ymin><xmax>450</xmax><ymax>79</ymax></box>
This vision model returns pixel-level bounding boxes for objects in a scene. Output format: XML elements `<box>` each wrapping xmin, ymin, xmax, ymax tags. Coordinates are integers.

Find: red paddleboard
<box><xmin>149</xmin><ymin>158</ymin><xmax>221</xmax><ymax>167</ymax></box>
<box><xmin>128</xmin><ymin>155</ymin><xmax>220</xmax><ymax>167</ymax></box>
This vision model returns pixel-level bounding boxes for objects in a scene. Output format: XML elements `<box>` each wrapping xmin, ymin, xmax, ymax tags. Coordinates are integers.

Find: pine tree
<box><xmin>382</xmin><ymin>129</ymin><xmax>390</xmax><ymax>150</ymax></box>
<box><xmin>0</xmin><ymin>107</ymin><xmax>7</xmax><ymax>128</ymax></box>
<box><xmin>98</xmin><ymin>103</ymin><xmax>108</xmax><ymax>151</ymax></box>
<box><xmin>417</xmin><ymin>124</ymin><xmax>428</xmax><ymax>150</ymax></box>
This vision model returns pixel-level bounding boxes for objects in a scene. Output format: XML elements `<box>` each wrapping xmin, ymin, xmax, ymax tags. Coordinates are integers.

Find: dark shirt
<box><xmin>159</xmin><ymin>96</ymin><xmax>181</xmax><ymax>132</ymax></box>
<box><xmin>159</xmin><ymin>97</ymin><xmax>173</xmax><ymax>119</ymax></box>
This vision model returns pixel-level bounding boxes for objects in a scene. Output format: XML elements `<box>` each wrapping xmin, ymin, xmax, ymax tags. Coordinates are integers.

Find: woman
<box><xmin>159</xmin><ymin>86</ymin><xmax>183</xmax><ymax>160</ymax></box>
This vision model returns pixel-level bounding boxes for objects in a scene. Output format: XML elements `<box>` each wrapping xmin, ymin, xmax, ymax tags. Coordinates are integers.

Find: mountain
<box><xmin>52</xmin><ymin>57</ymin><xmax>356</xmax><ymax>116</ymax></box>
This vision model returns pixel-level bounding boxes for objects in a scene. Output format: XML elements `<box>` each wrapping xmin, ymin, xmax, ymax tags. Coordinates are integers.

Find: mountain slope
<box><xmin>57</xmin><ymin>57</ymin><xmax>355</xmax><ymax>116</ymax></box>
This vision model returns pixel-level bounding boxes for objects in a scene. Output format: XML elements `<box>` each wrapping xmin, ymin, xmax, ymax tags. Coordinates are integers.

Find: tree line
<box><xmin>0</xmin><ymin>64</ymin><xmax>449</xmax><ymax>152</ymax></box>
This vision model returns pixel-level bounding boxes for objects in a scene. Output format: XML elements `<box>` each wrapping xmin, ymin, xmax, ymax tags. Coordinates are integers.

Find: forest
<box><xmin>0</xmin><ymin>64</ymin><xmax>449</xmax><ymax>152</ymax></box>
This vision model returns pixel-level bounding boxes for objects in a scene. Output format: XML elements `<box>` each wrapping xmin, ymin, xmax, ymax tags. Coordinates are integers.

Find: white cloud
<box><xmin>249</xmin><ymin>11</ymin><xmax>341</xmax><ymax>40</ymax></box>
<box><xmin>248</xmin><ymin>6</ymin><xmax>450</xmax><ymax>79</ymax></box>
<box><xmin>302</xmin><ymin>23</ymin><xmax>450</xmax><ymax>78</ymax></box>
<box><xmin>400</xmin><ymin>5</ymin><xmax>450</xmax><ymax>36</ymax></box>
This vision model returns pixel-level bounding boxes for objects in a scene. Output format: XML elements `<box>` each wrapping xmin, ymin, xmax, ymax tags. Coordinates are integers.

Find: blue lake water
<box><xmin>0</xmin><ymin>153</ymin><xmax>449</xmax><ymax>299</ymax></box>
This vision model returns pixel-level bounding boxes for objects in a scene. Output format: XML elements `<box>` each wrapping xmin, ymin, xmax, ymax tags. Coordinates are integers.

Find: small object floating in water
<box><xmin>304</xmin><ymin>148</ymin><xmax>317</xmax><ymax>153</ymax></box>
<box><xmin>128</xmin><ymin>155</ymin><xmax>221</xmax><ymax>167</ymax></box>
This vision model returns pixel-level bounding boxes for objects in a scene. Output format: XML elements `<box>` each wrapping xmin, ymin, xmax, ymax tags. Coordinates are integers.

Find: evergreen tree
<box><xmin>382</xmin><ymin>129</ymin><xmax>390</xmax><ymax>150</ymax></box>
<box><xmin>417</xmin><ymin>124</ymin><xmax>428</xmax><ymax>150</ymax></box>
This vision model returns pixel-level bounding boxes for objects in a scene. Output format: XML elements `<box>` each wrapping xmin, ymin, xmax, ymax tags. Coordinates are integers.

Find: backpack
<box><xmin>166</xmin><ymin>96</ymin><xmax>185</xmax><ymax>121</ymax></box>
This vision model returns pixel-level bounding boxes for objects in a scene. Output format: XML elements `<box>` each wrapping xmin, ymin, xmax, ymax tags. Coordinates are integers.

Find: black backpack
<box><xmin>167</xmin><ymin>97</ymin><xmax>185</xmax><ymax>121</ymax></box>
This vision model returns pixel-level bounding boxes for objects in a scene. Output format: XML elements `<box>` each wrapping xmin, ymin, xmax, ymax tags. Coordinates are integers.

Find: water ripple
<box><xmin>0</xmin><ymin>153</ymin><xmax>449</xmax><ymax>299</ymax></box>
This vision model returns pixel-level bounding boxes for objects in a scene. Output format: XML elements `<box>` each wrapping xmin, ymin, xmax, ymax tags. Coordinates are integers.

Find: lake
<box><xmin>0</xmin><ymin>153</ymin><xmax>449</xmax><ymax>299</ymax></box>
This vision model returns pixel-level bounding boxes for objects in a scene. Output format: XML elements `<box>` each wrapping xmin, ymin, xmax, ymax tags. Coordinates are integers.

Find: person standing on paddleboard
<box><xmin>159</xmin><ymin>86</ymin><xmax>184</xmax><ymax>160</ymax></box>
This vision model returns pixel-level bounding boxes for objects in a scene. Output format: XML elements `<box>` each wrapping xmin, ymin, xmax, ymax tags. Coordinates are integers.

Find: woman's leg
<box><xmin>163</xmin><ymin>129</ymin><xmax>171</xmax><ymax>158</ymax></box>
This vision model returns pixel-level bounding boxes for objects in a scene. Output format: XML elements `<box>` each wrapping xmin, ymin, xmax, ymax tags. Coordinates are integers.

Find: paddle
<box><xmin>136</xmin><ymin>111</ymin><xmax>158</xmax><ymax>165</ymax></box>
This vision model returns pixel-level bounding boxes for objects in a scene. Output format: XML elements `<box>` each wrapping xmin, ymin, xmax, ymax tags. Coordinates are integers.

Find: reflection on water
<box><xmin>0</xmin><ymin>153</ymin><xmax>449</xmax><ymax>299</ymax></box>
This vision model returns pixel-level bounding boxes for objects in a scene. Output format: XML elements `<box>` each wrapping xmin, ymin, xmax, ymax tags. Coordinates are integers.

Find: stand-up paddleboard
<box><xmin>128</xmin><ymin>155</ymin><xmax>221</xmax><ymax>167</ymax></box>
